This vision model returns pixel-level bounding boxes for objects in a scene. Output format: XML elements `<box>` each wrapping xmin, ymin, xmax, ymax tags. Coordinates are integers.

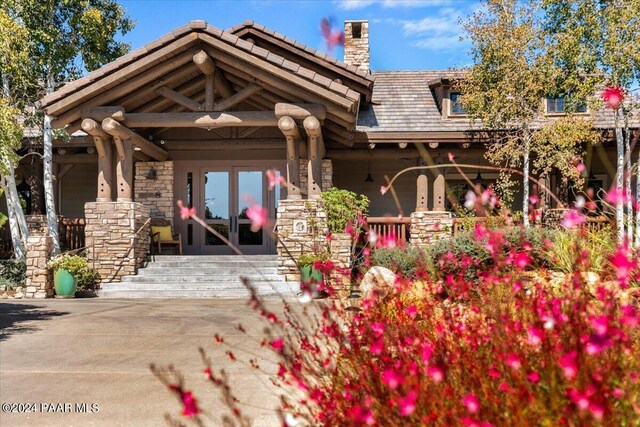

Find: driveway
<box><xmin>0</xmin><ymin>299</ymin><xmax>286</xmax><ymax>426</ymax></box>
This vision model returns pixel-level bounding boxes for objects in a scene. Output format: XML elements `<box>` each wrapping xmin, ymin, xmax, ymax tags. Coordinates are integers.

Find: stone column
<box><xmin>329</xmin><ymin>232</ymin><xmax>352</xmax><ymax>296</ymax></box>
<box><xmin>300</xmin><ymin>159</ymin><xmax>333</xmax><ymax>196</ymax></box>
<box><xmin>275</xmin><ymin>198</ymin><xmax>328</xmax><ymax>282</ymax></box>
<box><xmin>410</xmin><ymin>211</ymin><xmax>453</xmax><ymax>247</ymax></box>
<box><xmin>134</xmin><ymin>161</ymin><xmax>174</xmax><ymax>221</ymax></box>
<box><xmin>84</xmin><ymin>201</ymin><xmax>150</xmax><ymax>282</ymax></box>
<box><xmin>24</xmin><ymin>215</ymin><xmax>53</xmax><ymax>299</ymax></box>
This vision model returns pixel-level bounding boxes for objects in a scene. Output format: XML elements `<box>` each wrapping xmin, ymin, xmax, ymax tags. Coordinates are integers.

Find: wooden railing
<box><xmin>58</xmin><ymin>218</ymin><xmax>86</xmax><ymax>252</ymax></box>
<box><xmin>366</xmin><ymin>216</ymin><xmax>411</xmax><ymax>242</ymax></box>
<box><xmin>584</xmin><ymin>216</ymin><xmax>613</xmax><ymax>233</ymax></box>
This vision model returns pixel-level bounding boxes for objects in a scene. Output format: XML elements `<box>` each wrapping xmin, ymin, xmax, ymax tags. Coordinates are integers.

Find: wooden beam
<box><xmin>53</xmin><ymin>154</ymin><xmax>97</xmax><ymax>164</ymax></box>
<box><xmin>205</xmin><ymin>74</ymin><xmax>215</xmax><ymax>111</ymax></box>
<box><xmin>94</xmin><ymin>136</ymin><xmax>113</xmax><ymax>202</ymax></box>
<box><xmin>64</xmin><ymin>121</ymin><xmax>82</xmax><ymax>136</ymax></box>
<box><xmin>113</xmin><ymin>136</ymin><xmax>133</xmax><ymax>201</ymax></box>
<box><xmin>214</xmin><ymin>84</ymin><xmax>262</xmax><ymax>112</ymax></box>
<box><xmin>82</xmin><ymin>106</ymin><xmax>125</xmax><ymax>122</ymax></box>
<box><xmin>122</xmin><ymin>111</ymin><xmax>278</xmax><ymax>128</ymax></box>
<box><xmin>303</xmin><ymin>115</ymin><xmax>325</xmax><ymax>158</ymax></box>
<box><xmin>238</xmin><ymin>127</ymin><xmax>262</xmax><ymax>138</ymax></box>
<box><xmin>303</xmin><ymin>115</ymin><xmax>323</xmax><ymax>198</ymax></box>
<box><xmin>155</xmin><ymin>86</ymin><xmax>203</xmax><ymax>112</ymax></box>
<box><xmin>193</xmin><ymin>50</ymin><xmax>216</xmax><ymax>75</ymax></box>
<box><xmin>102</xmin><ymin>117</ymin><xmax>169</xmax><ymax>161</ymax></box>
<box><xmin>57</xmin><ymin>164</ymin><xmax>74</xmax><ymax>181</ymax></box>
<box><xmin>160</xmin><ymin>138</ymin><xmax>285</xmax><ymax>150</ymax></box>
<box><xmin>81</xmin><ymin>118</ymin><xmax>110</xmax><ymax>139</ymax></box>
<box><xmin>275</xmin><ymin>103</ymin><xmax>326</xmax><ymax>120</ymax></box>
<box><xmin>48</xmin><ymin>44</ymin><xmax>199</xmax><ymax>127</ymax></box>
<box><xmin>278</xmin><ymin>116</ymin><xmax>301</xmax><ymax>198</ymax></box>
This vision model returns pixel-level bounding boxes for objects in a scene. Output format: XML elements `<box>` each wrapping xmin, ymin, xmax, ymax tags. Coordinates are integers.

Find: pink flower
<box><xmin>320</xmin><ymin>17</ymin><xmax>345</xmax><ymax>53</ymax></box>
<box><xmin>398</xmin><ymin>391</ymin><xmax>418</xmax><ymax>416</ymax></box>
<box><xmin>371</xmin><ymin>322</ymin><xmax>385</xmax><ymax>337</ymax></box>
<box><xmin>381</xmin><ymin>369</ymin><xmax>403</xmax><ymax>390</ymax></box>
<box><xmin>505</xmin><ymin>353</ymin><xmax>521</xmax><ymax>370</ymax></box>
<box><xmin>568</xmin><ymin>388</ymin><xmax>590</xmax><ymax>410</ymax></box>
<box><xmin>561</xmin><ymin>209</ymin><xmax>585</xmax><ymax>229</ymax></box>
<box><xmin>181</xmin><ymin>391</ymin><xmax>199</xmax><ymax>417</ymax></box>
<box><xmin>527</xmin><ymin>327</ymin><xmax>544</xmax><ymax>346</ymax></box>
<box><xmin>462</xmin><ymin>393</ymin><xmax>480</xmax><ymax>413</ymax></box>
<box><xmin>602</xmin><ymin>86</ymin><xmax>624</xmax><ymax>109</ymax></box>
<box><xmin>620</xmin><ymin>305</ymin><xmax>639</xmax><ymax>328</ymax></box>
<box><xmin>559</xmin><ymin>352</ymin><xmax>578</xmax><ymax>379</ymax></box>
<box><xmin>266</xmin><ymin>169</ymin><xmax>285</xmax><ymax>190</ymax></box>
<box><xmin>513</xmin><ymin>252</ymin><xmax>531</xmax><ymax>269</ymax></box>
<box><xmin>606</xmin><ymin>187</ymin><xmax>630</xmax><ymax>205</ymax></box>
<box><xmin>427</xmin><ymin>366</ymin><xmax>444</xmax><ymax>383</ymax></box>
<box><xmin>527</xmin><ymin>371</ymin><xmax>540</xmax><ymax>383</ymax></box>
<box><xmin>176</xmin><ymin>200</ymin><xmax>196</xmax><ymax>220</ymax></box>
<box><xmin>610</xmin><ymin>247</ymin><xmax>637</xmax><ymax>284</ymax></box>
<box><xmin>380</xmin><ymin>186</ymin><xmax>388</xmax><ymax>195</ymax></box>
<box><xmin>421</xmin><ymin>343</ymin><xmax>433</xmax><ymax>363</ymax></box>
<box><xmin>246</xmin><ymin>202</ymin><xmax>268</xmax><ymax>232</ymax></box>
<box><xmin>529</xmin><ymin>194</ymin><xmax>540</xmax><ymax>205</ymax></box>
<box><xmin>370</xmin><ymin>337</ymin><xmax>384</xmax><ymax>355</ymax></box>
<box><xmin>589</xmin><ymin>315</ymin><xmax>609</xmax><ymax>337</ymax></box>
<box><xmin>269</xmin><ymin>338</ymin><xmax>284</xmax><ymax>352</ymax></box>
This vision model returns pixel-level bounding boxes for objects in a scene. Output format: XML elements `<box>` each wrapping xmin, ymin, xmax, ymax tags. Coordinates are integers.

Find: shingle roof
<box><xmin>357</xmin><ymin>71</ymin><xmax>630</xmax><ymax>133</ymax></box>
<box><xmin>40</xmin><ymin>20</ymin><xmax>360</xmax><ymax>113</ymax></box>
<box><xmin>227</xmin><ymin>20</ymin><xmax>375</xmax><ymax>82</ymax></box>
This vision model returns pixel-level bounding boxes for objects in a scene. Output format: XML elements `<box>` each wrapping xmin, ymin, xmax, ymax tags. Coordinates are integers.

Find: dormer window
<box><xmin>450</xmin><ymin>92</ymin><xmax>467</xmax><ymax>115</ymax></box>
<box><xmin>546</xmin><ymin>95</ymin><xmax>587</xmax><ymax>114</ymax></box>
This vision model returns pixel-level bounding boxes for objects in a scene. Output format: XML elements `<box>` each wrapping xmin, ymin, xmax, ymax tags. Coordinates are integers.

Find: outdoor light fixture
<box><xmin>364</xmin><ymin>152</ymin><xmax>375</xmax><ymax>182</ymax></box>
<box><xmin>146</xmin><ymin>167</ymin><xmax>157</xmax><ymax>180</ymax></box>
<box><xmin>398</xmin><ymin>142</ymin><xmax>408</xmax><ymax>149</ymax></box>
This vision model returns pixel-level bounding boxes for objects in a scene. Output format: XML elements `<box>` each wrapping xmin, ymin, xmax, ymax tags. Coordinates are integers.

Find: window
<box><xmin>546</xmin><ymin>95</ymin><xmax>587</xmax><ymax>114</ymax></box>
<box><xmin>450</xmin><ymin>92</ymin><xmax>466</xmax><ymax>115</ymax></box>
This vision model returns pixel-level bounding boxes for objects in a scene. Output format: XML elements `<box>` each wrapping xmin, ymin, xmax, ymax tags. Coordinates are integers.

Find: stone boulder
<box><xmin>360</xmin><ymin>266</ymin><xmax>396</xmax><ymax>299</ymax></box>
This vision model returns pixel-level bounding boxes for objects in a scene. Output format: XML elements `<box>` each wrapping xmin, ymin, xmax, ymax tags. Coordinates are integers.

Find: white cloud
<box><xmin>336</xmin><ymin>0</ymin><xmax>450</xmax><ymax>10</ymax></box>
<box><xmin>398</xmin><ymin>6</ymin><xmax>470</xmax><ymax>52</ymax></box>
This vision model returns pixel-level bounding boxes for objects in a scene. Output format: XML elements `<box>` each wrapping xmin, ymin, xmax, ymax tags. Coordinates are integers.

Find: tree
<box><xmin>0</xmin><ymin>8</ymin><xmax>30</xmax><ymax>259</ymax></box>
<box><xmin>2</xmin><ymin>0</ymin><xmax>133</xmax><ymax>253</ymax></box>
<box><xmin>543</xmin><ymin>0</ymin><xmax>640</xmax><ymax>244</ymax></box>
<box><xmin>457</xmin><ymin>0</ymin><xmax>551</xmax><ymax>227</ymax></box>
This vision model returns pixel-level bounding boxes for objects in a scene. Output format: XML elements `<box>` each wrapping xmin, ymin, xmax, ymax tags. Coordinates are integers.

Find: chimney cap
<box><xmin>345</xmin><ymin>19</ymin><xmax>368</xmax><ymax>23</ymax></box>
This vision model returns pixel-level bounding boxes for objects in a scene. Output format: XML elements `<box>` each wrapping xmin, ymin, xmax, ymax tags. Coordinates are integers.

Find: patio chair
<box><xmin>150</xmin><ymin>218</ymin><xmax>182</xmax><ymax>255</ymax></box>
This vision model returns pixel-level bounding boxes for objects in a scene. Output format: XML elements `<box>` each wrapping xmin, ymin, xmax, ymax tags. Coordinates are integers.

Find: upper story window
<box><xmin>546</xmin><ymin>95</ymin><xmax>587</xmax><ymax>114</ymax></box>
<box><xmin>450</xmin><ymin>92</ymin><xmax>467</xmax><ymax>115</ymax></box>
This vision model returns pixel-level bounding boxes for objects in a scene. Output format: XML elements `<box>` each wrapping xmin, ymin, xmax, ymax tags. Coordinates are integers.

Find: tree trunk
<box><xmin>522</xmin><ymin>129</ymin><xmax>531</xmax><ymax>228</ymax></box>
<box><xmin>635</xmin><ymin>128</ymin><xmax>640</xmax><ymax>248</ymax></box>
<box><xmin>43</xmin><ymin>73</ymin><xmax>60</xmax><ymax>253</ymax></box>
<box><xmin>624</xmin><ymin>121</ymin><xmax>633</xmax><ymax>244</ymax></box>
<box><xmin>615</xmin><ymin>109</ymin><xmax>625</xmax><ymax>244</ymax></box>
<box><xmin>1</xmin><ymin>173</ymin><xmax>26</xmax><ymax>259</ymax></box>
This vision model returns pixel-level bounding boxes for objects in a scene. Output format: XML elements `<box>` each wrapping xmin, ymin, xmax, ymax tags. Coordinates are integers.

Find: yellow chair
<box><xmin>150</xmin><ymin>218</ymin><xmax>182</xmax><ymax>255</ymax></box>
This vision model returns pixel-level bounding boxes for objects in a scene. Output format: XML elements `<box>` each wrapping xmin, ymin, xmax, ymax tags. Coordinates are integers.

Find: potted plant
<box><xmin>298</xmin><ymin>252</ymin><xmax>330</xmax><ymax>297</ymax></box>
<box><xmin>48</xmin><ymin>254</ymin><xmax>99</xmax><ymax>298</ymax></box>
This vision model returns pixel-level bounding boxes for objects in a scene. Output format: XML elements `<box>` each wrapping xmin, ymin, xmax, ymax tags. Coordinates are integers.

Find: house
<box><xmin>1</xmin><ymin>20</ymin><xmax>630</xmax><ymax>294</ymax></box>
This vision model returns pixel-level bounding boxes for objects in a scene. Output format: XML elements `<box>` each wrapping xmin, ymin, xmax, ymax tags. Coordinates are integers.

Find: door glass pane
<box><xmin>205</xmin><ymin>225</ymin><xmax>229</xmax><ymax>246</ymax></box>
<box><xmin>238</xmin><ymin>224</ymin><xmax>263</xmax><ymax>245</ymax></box>
<box><xmin>204</xmin><ymin>171</ymin><xmax>229</xmax><ymax>220</ymax></box>
<box><xmin>238</xmin><ymin>171</ymin><xmax>263</xmax><ymax>219</ymax></box>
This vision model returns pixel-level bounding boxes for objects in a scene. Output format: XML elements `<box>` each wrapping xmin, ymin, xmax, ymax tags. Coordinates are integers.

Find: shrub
<box><xmin>320</xmin><ymin>188</ymin><xmax>369</xmax><ymax>234</ymax></box>
<box><xmin>0</xmin><ymin>259</ymin><xmax>26</xmax><ymax>289</ymax></box>
<box><xmin>371</xmin><ymin>246</ymin><xmax>432</xmax><ymax>279</ymax></box>
<box><xmin>544</xmin><ymin>227</ymin><xmax>616</xmax><ymax>275</ymax></box>
<box><xmin>48</xmin><ymin>254</ymin><xmax>100</xmax><ymax>290</ymax></box>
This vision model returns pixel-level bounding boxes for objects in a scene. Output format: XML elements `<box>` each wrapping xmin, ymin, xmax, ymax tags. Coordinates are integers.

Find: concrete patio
<box><xmin>0</xmin><ymin>298</ymin><xmax>288</xmax><ymax>426</ymax></box>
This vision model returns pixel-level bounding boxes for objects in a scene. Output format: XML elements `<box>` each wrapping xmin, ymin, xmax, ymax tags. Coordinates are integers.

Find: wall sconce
<box><xmin>146</xmin><ymin>167</ymin><xmax>157</xmax><ymax>180</ymax></box>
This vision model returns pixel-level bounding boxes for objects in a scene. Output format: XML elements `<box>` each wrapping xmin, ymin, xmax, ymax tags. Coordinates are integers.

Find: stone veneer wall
<box><xmin>329</xmin><ymin>232</ymin><xmax>353</xmax><ymax>293</ymax></box>
<box><xmin>134</xmin><ymin>161</ymin><xmax>174</xmax><ymax>222</ymax></box>
<box><xmin>24</xmin><ymin>215</ymin><xmax>53</xmax><ymax>299</ymax></box>
<box><xmin>84</xmin><ymin>201</ymin><xmax>150</xmax><ymax>283</ymax></box>
<box><xmin>344</xmin><ymin>21</ymin><xmax>370</xmax><ymax>72</ymax></box>
<box><xmin>409</xmin><ymin>211</ymin><xmax>454</xmax><ymax>247</ymax></box>
<box><xmin>276</xmin><ymin>198</ymin><xmax>328</xmax><ymax>282</ymax></box>
<box><xmin>299</xmin><ymin>159</ymin><xmax>333</xmax><ymax>197</ymax></box>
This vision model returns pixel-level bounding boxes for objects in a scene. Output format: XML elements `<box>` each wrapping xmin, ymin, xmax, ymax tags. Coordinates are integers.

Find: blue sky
<box><xmin>119</xmin><ymin>0</ymin><xmax>480</xmax><ymax>70</ymax></box>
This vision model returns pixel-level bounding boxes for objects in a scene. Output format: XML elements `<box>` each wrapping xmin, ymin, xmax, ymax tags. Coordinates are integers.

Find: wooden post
<box><xmin>205</xmin><ymin>74</ymin><xmax>215</xmax><ymax>111</ymax></box>
<box><xmin>416</xmin><ymin>174</ymin><xmax>429</xmax><ymax>212</ymax></box>
<box><xmin>433</xmin><ymin>171</ymin><xmax>446</xmax><ymax>212</ymax></box>
<box><xmin>277</xmin><ymin>116</ymin><xmax>301</xmax><ymax>199</ymax></box>
<box><xmin>303</xmin><ymin>116</ymin><xmax>323</xmax><ymax>198</ymax></box>
<box><xmin>113</xmin><ymin>136</ymin><xmax>133</xmax><ymax>201</ymax></box>
<box><xmin>94</xmin><ymin>137</ymin><xmax>113</xmax><ymax>202</ymax></box>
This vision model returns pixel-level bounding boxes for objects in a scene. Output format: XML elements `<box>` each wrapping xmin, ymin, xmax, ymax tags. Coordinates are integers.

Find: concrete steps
<box><xmin>99</xmin><ymin>255</ymin><xmax>297</xmax><ymax>299</ymax></box>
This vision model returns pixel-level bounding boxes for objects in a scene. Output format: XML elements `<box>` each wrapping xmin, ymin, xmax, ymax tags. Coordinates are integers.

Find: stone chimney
<box><xmin>344</xmin><ymin>20</ymin><xmax>370</xmax><ymax>73</ymax></box>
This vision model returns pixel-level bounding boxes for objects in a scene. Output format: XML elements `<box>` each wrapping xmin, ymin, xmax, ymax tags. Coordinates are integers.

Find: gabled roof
<box><xmin>228</xmin><ymin>20</ymin><xmax>374</xmax><ymax>103</ymax></box>
<box><xmin>39</xmin><ymin>21</ymin><xmax>363</xmax><ymax>134</ymax></box>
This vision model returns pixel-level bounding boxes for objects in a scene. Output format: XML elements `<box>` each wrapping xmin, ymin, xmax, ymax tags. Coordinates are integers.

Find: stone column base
<box><xmin>84</xmin><ymin>201</ymin><xmax>150</xmax><ymax>283</ymax></box>
<box><xmin>328</xmin><ymin>232</ymin><xmax>353</xmax><ymax>295</ymax></box>
<box><xmin>409</xmin><ymin>211</ymin><xmax>453</xmax><ymax>247</ymax></box>
<box><xmin>276</xmin><ymin>198</ymin><xmax>328</xmax><ymax>282</ymax></box>
<box><xmin>24</xmin><ymin>215</ymin><xmax>53</xmax><ymax>299</ymax></box>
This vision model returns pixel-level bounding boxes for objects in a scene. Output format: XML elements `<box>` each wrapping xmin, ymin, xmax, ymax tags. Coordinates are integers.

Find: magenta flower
<box><xmin>176</xmin><ymin>200</ymin><xmax>196</xmax><ymax>220</ymax></box>
<box><xmin>381</xmin><ymin>369</ymin><xmax>403</xmax><ymax>390</ymax></box>
<box><xmin>380</xmin><ymin>186</ymin><xmax>388</xmax><ymax>195</ymax></box>
<box><xmin>320</xmin><ymin>17</ymin><xmax>345</xmax><ymax>53</ymax></box>
<box><xmin>246</xmin><ymin>203</ymin><xmax>268</xmax><ymax>232</ymax></box>
<box><xmin>266</xmin><ymin>169</ymin><xmax>285</xmax><ymax>190</ymax></box>
<box><xmin>513</xmin><ymin>252</ymin><xmax>531</xmax><ymax>269</ymax></box>
<box><xmin>561</xmin><ymin>209</ymin><xmax>585</xmax><ymax>229</ymax></box>
<box><xmin>371</xmin><ymin>322</ymin><xmax>385</xmax><ymax>337</ymax></box>
<box><xmin>180</xmin><ymin>391</ymin><xmax>199</xmax><ymax>417</ymax></box>
<box><xmin>602</xmin><ymin>86</ymin><xmax>624</xmax><ymax>109</ymax></box>
<box><xmin>398</xmin><ymin>391</ymin><xmax>418</xmax><ymax>416</ymax></box>
<box><xmin>505</xmin><ymin>353</ymin><xmax>521</xmax><ymax>370</ymax></box>
<box><xmin>462</xmin><ymin>393</ymin><xmax>480</xmax><ymax>413</ymax></box>
<box><xmin>606</xmin><ymin>187</ymin><xmax>630</xmax><ymax>205</ymax></box>
<box><xmin>527</xmin><ymin>327</ymin><xmax>544</xmax><ymax>346</ymax></box>
<box><xmin>527</xmin><ymin>371</ymin><xmax>540</xmax><ymax>383</ymax></box>
<box><xmin>589</xmin><ymin>315</ymin><xmax>609</xmax><ymax>337</ymax></box>
<box><xmin>610</xmin><ymin>247</ymin><xmax>637</xmax><ymax>284</ymax></box>
<box><xmin>620</xmin><ymin>305</ymin><xmax>639</xmax><ymax>328</ymax></box>
<box><xmin>269</xmin><ymin>338</ymin><xmax>284</xmax><ymax>352</ymax></box>
<box><xmin>559</xmin><ymin>352</ymin><xmax>578</xmax><ymax>379</ymax></box>
<box><xmin>427</xmin><ymin>365</ymin><xmax>444</xmax><ymax>383</ymax></box>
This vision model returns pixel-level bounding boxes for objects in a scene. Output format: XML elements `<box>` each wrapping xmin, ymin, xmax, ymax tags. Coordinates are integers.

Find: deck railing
<box><xmin>366</xmin><ymin>216</ymin><xmax>411</xmax><ymax>242</ymax></box>
<box><xmin>0</xmin><ymin>217</ymin><xmax>86</xmax><ymax>258</ymax></box>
